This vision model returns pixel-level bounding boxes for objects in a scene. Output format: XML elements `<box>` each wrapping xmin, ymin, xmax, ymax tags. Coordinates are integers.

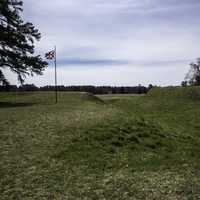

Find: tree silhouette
<box><xmin>185</xmin><ymin>58</ymin><xmax>200</xmax><ymax>86</ymax></box>
<box><xmin>0</xmin><ymin>0</ymin><xmax>48</xmax><ymax>85</ymax></box>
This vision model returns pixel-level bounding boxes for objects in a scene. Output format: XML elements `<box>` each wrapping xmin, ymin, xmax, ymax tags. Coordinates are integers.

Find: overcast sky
<box><xmin>5</xmin><ymin>0</ymin><xmax>200</xmax><ymax>86</ymax></box>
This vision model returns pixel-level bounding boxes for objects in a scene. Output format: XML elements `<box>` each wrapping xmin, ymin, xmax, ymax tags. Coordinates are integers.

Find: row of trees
<box><xmin>0</xmin><ymin>84</ymin><xmax>153</xmax><ymax>94</ymax></box>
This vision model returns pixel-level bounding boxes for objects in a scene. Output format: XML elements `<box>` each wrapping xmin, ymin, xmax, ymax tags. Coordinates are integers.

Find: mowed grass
<box><xmin>0</xmin><ymin>88</ymin><xmax>200</xmax><ymax>199</ymax></box>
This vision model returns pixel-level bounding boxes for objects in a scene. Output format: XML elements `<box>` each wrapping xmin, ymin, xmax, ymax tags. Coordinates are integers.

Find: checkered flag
<box><xmin>45</xmin><ymin>50</ymin><xmax>55</xmax><ymax>60</ymax></box>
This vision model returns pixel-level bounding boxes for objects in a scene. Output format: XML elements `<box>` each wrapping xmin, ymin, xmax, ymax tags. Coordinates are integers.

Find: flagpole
<box><xmin>54</xmin><ymin>46</ymin><xmax>58</xmax><ymax>103</ymax></box>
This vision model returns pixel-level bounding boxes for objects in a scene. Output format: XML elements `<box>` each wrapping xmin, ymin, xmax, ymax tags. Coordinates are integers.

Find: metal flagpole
<box><xmin>54</xmin><ymin>46</ymin><xmax>58</xmax><ymax>103</ymax></box>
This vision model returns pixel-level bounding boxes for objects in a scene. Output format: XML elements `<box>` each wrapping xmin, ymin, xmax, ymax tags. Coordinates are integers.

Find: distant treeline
<box><xmin>0</xmin><ymin>84</ymin><xmax>153</xmax><ymax>94</ymax></box>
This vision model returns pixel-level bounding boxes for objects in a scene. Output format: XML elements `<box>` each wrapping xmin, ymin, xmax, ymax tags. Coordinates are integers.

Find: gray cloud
<box><xmin>57</xmin><ymin>59</ymin><xmax>130</xmax><ymax>66</ymax></box>
<box><xmin>54</xmin><ymin>58</ymin><xmax>190</xmax><ymax>68</ymax></box>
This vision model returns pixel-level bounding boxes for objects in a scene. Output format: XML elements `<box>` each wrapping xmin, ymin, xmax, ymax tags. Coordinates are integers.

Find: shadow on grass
<box><xmin>0</xmin><ymin>102</ymin><xmax>35</xmax><ymax>108</ymax></box>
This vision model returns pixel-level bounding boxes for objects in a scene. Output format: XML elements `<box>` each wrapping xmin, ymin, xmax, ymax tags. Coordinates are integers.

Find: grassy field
<box><xmin>0</xmin><ymin>87</ymin><xmax>200</xmax><ymax>199</ymax></box>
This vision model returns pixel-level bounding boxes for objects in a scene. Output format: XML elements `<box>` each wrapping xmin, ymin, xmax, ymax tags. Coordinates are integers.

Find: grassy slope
<box><xmin>0</xmin><ymin>89</ymin><xmax>200</xmax><ymax>199</ymax></box>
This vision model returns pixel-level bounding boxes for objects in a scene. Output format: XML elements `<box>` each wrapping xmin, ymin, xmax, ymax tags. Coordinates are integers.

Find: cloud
<box><xmin>56</xmin><ymin>59</ymin><xmax>130</xmax><ymax>66</ymax></box>
<box><xmin>53</xmin><ymin>58</ymin><xmax>190</xmax><ymax>68</ymax></box>
<box><xmin>4</xmin><ymin>59</ymin><xmax>190</xmax><ymax>87</ymax></box>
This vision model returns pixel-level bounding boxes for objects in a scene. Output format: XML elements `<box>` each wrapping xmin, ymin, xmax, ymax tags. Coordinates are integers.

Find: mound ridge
<box><xmin>80</xmin><ymin>92</ymin><xmax>104</xmax><ymax>103</ymax></box>
<box><xmin>148</xmin><ymin>86</ymin><xmax>200</xmax><ymax>100</ymax></box>
<box><xmin>53</xmin><ymin>117</ymin><xmax>175</xmax><ymax>165</ymax></box>
<box><xmin>79</xmin><ymin>118</ymin><xmax>173</xmax><ymax>151</ymax></box>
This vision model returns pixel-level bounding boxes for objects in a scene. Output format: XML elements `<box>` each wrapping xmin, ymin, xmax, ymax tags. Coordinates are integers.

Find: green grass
<box><xmin>0</xmin><ymin>88</ymin><xmax>200</xmax><ymax>199</ymax></box>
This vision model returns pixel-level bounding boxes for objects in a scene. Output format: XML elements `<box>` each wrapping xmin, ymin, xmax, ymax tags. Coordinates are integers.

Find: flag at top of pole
<box><xmin>45</xmin><ymin>47</ymin><xmax>58</xmax><ymax>104</ymax></box>
<box><xmin>45</xmin><ymin>50</ymin><xmax>55</xmax><ymax>60</ymax></box>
